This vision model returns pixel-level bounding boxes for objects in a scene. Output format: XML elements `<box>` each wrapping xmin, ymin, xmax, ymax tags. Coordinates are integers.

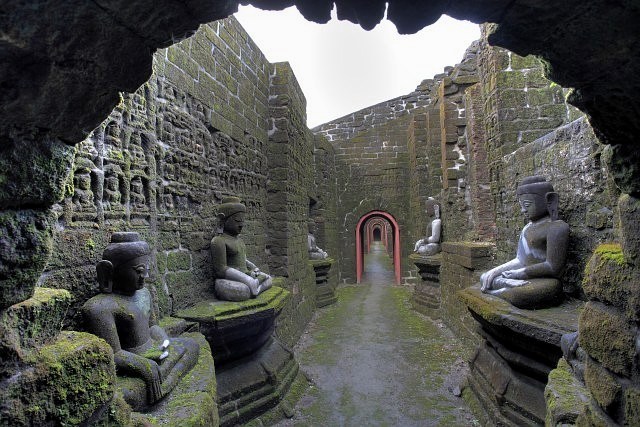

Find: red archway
<box><xmin>356</xmin><ymin>211</ymin><xmax>401</xmax><ymax>285</ymax></box>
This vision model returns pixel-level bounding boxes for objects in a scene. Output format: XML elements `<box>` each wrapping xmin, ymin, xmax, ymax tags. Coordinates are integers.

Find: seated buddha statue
<box><xmin>480</xmin><ymin>176</ymin><xmax>569</xmax><ymax>309</ymax></box>
<box><xmin>414</xmin><ymin>199</ymin><xmax>442</xmax><ymax>256</ymax></box>
<box><xmin>210</xmin><ymin>196</ymin><xmax>273</xmax><ymax>301</ymax></box>
<box><xmin>308</xmin><ymin>220</ymin><xmax>328</xmax><ymax>260</ymax></box>
<box><xmin>82</xmin><ymin>232</ymin><xmax>199</xmax><ymax>410</ymax></box>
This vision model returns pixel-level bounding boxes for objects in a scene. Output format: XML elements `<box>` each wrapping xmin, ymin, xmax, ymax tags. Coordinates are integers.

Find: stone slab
<box><xmin>458</xmin><ymin>285</ymin><xmax>581</xmax><ymax>347</ymax></box>
<box><xmin>442</xmin><ymin>241</ymin><xmax>495</xmax><ymax>259</ymax></box>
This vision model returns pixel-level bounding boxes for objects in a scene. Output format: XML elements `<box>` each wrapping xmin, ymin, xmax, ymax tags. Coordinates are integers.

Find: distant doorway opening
<box><xmin>356</xmin><ymin>211</ymin><xmax>401</xmax><ymax>285</ymax></box>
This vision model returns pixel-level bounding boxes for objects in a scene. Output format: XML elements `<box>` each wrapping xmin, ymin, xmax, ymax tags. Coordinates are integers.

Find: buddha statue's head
<box><xmin>97</xmin><ymin>232</ymin><xmax>150</xmax><ymax>295</ymax></box>
<box><xmin>217</xmin><ymin>196</ymin><xmax>246</xmax><ymax>236</ymax></box>
<box><xmin>516</xmin><ymin>176</ymin><xmax>559</xmax><ymax>221</ymax></box>
<box><xmin>425</xmin><ymin>198</ymin><xmax>440</xmax><ymax>219</ymax></box>
<box><xmin>308</xmin><ymin>220</ymin><xmax>317</xmax><ymax>235</ymax></box>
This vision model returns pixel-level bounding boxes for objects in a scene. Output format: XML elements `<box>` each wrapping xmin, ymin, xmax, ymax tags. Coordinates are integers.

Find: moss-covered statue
<box><xmin>308</xmin><ymin>220</ymin><xmax>328</xmax><ymax>260</ymax></box>
<box><xmin>414</xmin><ymin>198</ymin><xmax>442</xmax><ymax>256</ymax></box>
<box><xmin>82</xmin><ymin>232</ymin><xmax>199</xmax><ymax>409</ymax></box>
<box><xmin>480</xmin><ymin>176</ymin><xmax>569</xmax><ymax>309</ymax></box>
<box><xmin>211</xmin><ymin>196</ymin><xmax>273</xmax><ymax>301</ymax></box>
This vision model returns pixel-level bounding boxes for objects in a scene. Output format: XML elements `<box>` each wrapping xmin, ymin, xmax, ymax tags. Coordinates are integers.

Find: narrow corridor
<box><xmin>276</xmin><ymin>242</ymin><xmax>476</xmax><ymax>426</ymax></box>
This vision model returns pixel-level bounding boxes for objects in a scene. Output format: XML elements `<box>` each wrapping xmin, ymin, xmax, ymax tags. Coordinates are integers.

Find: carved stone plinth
<box><xmin>410</xmin><ymin>253</ymin><xmax>442</xmax><ymax>316</ymax></box>
<box><xmin>310</xmin><ymin>258</ymin><xmax>337</xmax><ymax>307</ymax></box>
<box><xmin>458</xmin><ymin>285</ymin><xmax>582</xmax><ymax>426</ymax></box>
<box><xmin>175</xmin><ymin>282</ymin><xmax>303</xmax><ymax>425</ymax></box>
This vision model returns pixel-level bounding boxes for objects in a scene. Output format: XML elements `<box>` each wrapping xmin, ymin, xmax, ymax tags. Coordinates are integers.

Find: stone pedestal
<box><xmin>175</xmin><ymin>282</ymin><xmax>303</xmax><ymax>426</ymax></box>
<box><xmin>458</xmin><ymin>285</ymin><xmax>582</xmax><ymax>426</ymax></box>
<box><xmin>310</xmin><ymin>258</ymin><xmax>337</xmax><ymax>307</ymax></box>
<box><xmin>409</xmin><ymin>253</ymin><xmax>442</xmax><ymax>316</ymax></box>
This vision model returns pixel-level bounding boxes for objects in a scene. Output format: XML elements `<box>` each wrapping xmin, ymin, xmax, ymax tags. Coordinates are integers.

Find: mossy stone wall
<box><xmin>39</xmin><ymin>17</ymin><xmax>319</xmax><ymax>351</ymax></box>
<box><xmin>266</xmin><ymin>62</ymin><xmax>317</xmax><ymax>347</ymax></box>
<box><xmin>312</xmin><ymin>134</ymin><xmax>340</xmax><ymax>287</ymax></box>
<box><xmin>41</xmin><ymin>17</ymin><xmax>272</xmax><ymax>328</ymax></box>
<box><xmin>314</xmin><ymin>84</ymin><xmax>434</xmax><ymax>284</ymax></box>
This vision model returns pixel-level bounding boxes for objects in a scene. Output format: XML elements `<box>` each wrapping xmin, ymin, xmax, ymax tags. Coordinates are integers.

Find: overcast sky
<box><xmin>234</xmin><ymin>5</ymin><xmax>480</xmax><ymax>128</ymax></box>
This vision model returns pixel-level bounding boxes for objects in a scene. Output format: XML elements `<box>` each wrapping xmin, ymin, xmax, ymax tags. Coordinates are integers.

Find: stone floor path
<box><xmin>276</xmin><ymin>242</ymin><xmax>478</xmax><ymax>426</ymax></box>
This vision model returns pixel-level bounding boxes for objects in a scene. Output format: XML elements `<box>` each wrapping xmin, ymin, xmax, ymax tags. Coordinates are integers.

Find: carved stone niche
<box><xmin>458</xmin><ymin>286</ymin><xmax>583</xmax><ymax>426</ymax></box>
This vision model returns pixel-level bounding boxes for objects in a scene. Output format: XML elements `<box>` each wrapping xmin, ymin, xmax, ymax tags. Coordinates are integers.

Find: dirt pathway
<box><xmin>276</xmin><ymin>242</ymin><xmax>477</xmax><ymax>426</ymax></box>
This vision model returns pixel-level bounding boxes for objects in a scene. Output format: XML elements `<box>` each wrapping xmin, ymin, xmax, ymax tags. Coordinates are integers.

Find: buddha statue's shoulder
<box><xmin>82</xmin><ymin>293</ymin><xmax>121</xmax><ymax>317</ymax></box>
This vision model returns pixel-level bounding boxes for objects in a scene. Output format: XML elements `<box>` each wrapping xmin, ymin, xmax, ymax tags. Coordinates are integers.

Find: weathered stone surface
<box><xmin>582</xmin><ymin>243</ymin><xmax>640</xmax><ymax>321</ymax></box>
<box><xmin>0</xmin><ymin>135</ymin><xmax>75</xmax><ymax>209</ymax></box>
<box><xmin>544</xmin><ymin>358</ymin><xmax>590</xmax><ymax>426</ymax></box>
<box><xmin>579</xmin><ymin>302</ymin><xmax>636</xmax><ymax>377</ymax></box>
<box><xmin>618</xmin><ymin>194</ymin><xmax>640</xmax><ymax>267</ymax></box>
<box><xmin>216</xmin><ymin>337</ymin><xmax>302</xmax><ymax>427</ymax></box>
<box><xmin>0</xmin><ymin>209</ymin><xmax>54</xmax><ymax>309</ymax></box>
<box><xmin>0</xmin><ymin>287</ymin><xmax>71</xmax><ymax>358</ymax></box>
<box><xmin>310</xmin><ymin>258</ymin><xmax>337</xmax><ymax>307</ymax></box>
<box><xmin>0</xmin><ymin>331</ymin><xmax>115</xmax><ymax>426</ymax></box>
<box><xmin>127</xmin><ymin>332</ymin><xmax>218</xmax><ymax>427</ymax></box>
<box><xmin>584</xmin><ymin>356</ymin><xmax>621</xmax><ymax>414</ymax></box>
<box><xmin>175</xmin><ymin>284</ymin><xmax>289</xmax><ymax>364</ymax></box>
<box><xmin>459</xmin><ymin>286</ymin><xmax>581</xmax><ymax>355</ymax></box>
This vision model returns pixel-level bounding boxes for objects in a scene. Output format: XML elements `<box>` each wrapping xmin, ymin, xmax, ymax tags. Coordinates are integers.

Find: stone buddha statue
<box><xmin>82</xmin><ymin>232</ymin><xmax>199</xmax><ymax>409</ymax></box>
<box><xmin>210</xmin><ymin>196</ymin><xmax>273</xmax><ymax>301</ymax></box>
<box><xmin>308</xmin><ymin>220</ymin><xmax>328</xmax><ymax>260</ymax></box>
<box><xmin>480</xmin><ymin>176</ymin><xmax>569</xmax><ymax>309</ymax></box>
<box><xmin>414</xmin><ymin>199</ymin><xmax>442</xmax><ymax>256</ymax></box>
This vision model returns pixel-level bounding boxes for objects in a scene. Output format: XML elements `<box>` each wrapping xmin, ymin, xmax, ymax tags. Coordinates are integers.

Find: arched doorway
<box><xmin>356</xmin><ymin>211</ymin><xmax>401</xmax><ymax>285</ymax></box>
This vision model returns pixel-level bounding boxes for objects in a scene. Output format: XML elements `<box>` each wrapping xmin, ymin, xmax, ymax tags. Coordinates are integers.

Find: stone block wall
<box><xmin>313</xmin><ymin>83</ymin><xmax>433</xmax><ymax>143</ymax></box>
<box><xmin>439</xmin><ymin>242</ymin><xmax>493</xmax><ymax>346</ymax></box>
<box><xmin>313</xmin><ymin>78</ymin><xmax>439</xmax><ymax>284</ymax></box>
<box><xmin>497</xmin><ymin>118</ymin><xmax>617</xmax><ymax>294</ymax></box>
<box><xmin>39</xmin><ymin>18</ymin><xmax>319</xmax><ymax>349</ymax></box>
<box><xmin>324</xmin><ymin>115</ymin><xmax>414</xmax><ymax>283</ymax></box>
<box><xmin>312</xmin><ymin>134</ymin><xmax>340</xmax><ymax>286</ymax></box>
<box><xmin>266</xmin><ymin>62</ymin><xmax>316</xmax><ymax>347</ymax></box>
<box><xmin>435</xmin><ymin>43</ymin><xmax>481</xmax><ymax>243</ymax></box>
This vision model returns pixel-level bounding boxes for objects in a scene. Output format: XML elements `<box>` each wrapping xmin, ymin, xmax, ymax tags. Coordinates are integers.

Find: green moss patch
<box><xmin>0</xmin><ymin>331</ymin><xmax>116</xmax><ymax>426</ymax></box>
<box><xmin>544</xmin><ymin>358</ymin><xmax>590</xmax><ymax>425</ymax></box>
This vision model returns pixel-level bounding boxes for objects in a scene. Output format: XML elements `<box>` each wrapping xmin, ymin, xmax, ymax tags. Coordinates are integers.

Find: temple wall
<box><xmin>314</xmin><ymin>77</ymin><xmax>436</xmax><ymax>284</ymax></box>
<box><xmin>473</xmin><ymin>31</ymin><xmax>617</xmax><ymax>295</ymax></box>
<box><xmin>312</xmin><ymin>134</ymin><xmax>341</xmax><ymax>287</ymax></box>
<box><xmin>266</xmin><ymin>62</ymin><xmax>317</xmax><ymax>346</ymax></box>
<box><xmin>40</xmin><ymin>18</ymin><xmax>318</xmax><ymax>348</ymax></box>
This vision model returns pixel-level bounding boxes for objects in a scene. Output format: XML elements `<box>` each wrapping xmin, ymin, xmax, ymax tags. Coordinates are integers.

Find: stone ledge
<box><xmin>174</xmin><ymin>284</ymin><xmax>291</xmax><ymax>364</ymax></box>
<box><xmin>309</xmin><ymin>258</ymin><xmax>334</xmax><ymax>269</ymax></box>
<box><xmin>409</xmin><ymin>252</ymin><xmax>442</xmax><ymax>267</ymax></box>
<box><xmin>457</xmin><ymin>285</ymin><xmax>581</xmax><ymax>346</ymax></box>
<box><xmin>175</xmin><ymin>282</ymin><xmax>289</xmax><ymax>325</ymax></box>
<box><xmin>442</xmin><ymin>241</ymin><xmax>494</xmax><ymax>259</ymax></box>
